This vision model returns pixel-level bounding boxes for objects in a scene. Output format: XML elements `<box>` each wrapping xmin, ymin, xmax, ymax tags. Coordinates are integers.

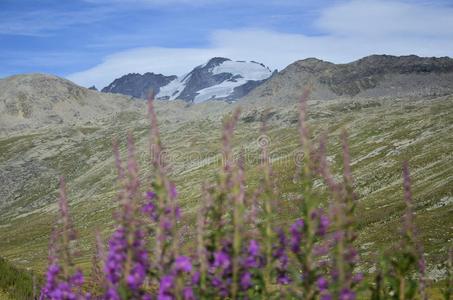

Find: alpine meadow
<box><xmin>0</xmin><ymin>1</ymin><xmax>452</xmax><ymax>299</ymax></box>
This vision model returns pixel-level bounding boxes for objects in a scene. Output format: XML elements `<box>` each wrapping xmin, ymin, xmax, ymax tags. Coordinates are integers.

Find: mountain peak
<box><xmin>204</xmin><ymin>57</ymin><xmax>232</xmax><ymax>69</ymax></box>
<box><xmin>243</xmin><ymin>54</ymin><xmax>453</xmax><ymax>103</ymax></box>
<box><xmin>101</xmin><ymin>58</ymin><xmax>273</xmax><ymax>103</ymax></box>
<box><xmin>101</xmin><ymin>72</ymin><xmax>177</xmax><ymax>99</ymax></box>
<box><xmin>0</xmin><ymin>73</ymin><xmax>135</xmax><ymax>133</ymax></box>
<box><xmin>157</xmin><ymin>58</ymin><xmax>273</xmax><ymax>103</ymax></box>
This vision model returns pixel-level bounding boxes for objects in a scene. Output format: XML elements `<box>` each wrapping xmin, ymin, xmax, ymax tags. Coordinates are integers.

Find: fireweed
<box><xmin>39</xmin><ymin>93</ymin><xmax>450</xmax><ymax>300</ymax></box>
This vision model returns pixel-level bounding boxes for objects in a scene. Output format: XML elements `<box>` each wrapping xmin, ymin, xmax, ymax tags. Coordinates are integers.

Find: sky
<box><xmin>1</xmin><ymin>0</ymin><xmax>453</xmax><ymax>89</ymax></box>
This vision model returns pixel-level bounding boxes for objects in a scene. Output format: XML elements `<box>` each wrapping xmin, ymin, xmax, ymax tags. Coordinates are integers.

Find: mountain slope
<box><xmin>101</xmin><ymin>72</ymin><xmax>177</xmax><ymax>99</ymax></box>
<box><xmin>1</xmin><ymin>55</ymin><xmax>452</xmax><ymax>288</ymax></box>
<box><xmin>0</xmin><ymin>74</ymin><xmax>139</xmax><ymax>135</ymax></box>
<box><xmin>0</xmin><ymin>89</ymin><xmax>452</xmax><ymax>277</ymax></box>
<box><xmin>102</xmin><ymin>57</ymin><xmax>274</xmax><ymax>103</ymax></box>
<box><xmin>241</xmin><ymin>55</ymin><xmax>453</xmax><ymax>106</ymax></box>
<box><xmin>157</xmin><ymin>57</ymin><xmax>274</xmax><ymax>103</ymax></box>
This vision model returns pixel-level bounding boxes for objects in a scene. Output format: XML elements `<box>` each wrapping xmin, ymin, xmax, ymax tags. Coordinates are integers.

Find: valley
<box><xmin>0</xmin><ymin>55</ymin><xmax>452</xmax><ymax>298</ymax></box>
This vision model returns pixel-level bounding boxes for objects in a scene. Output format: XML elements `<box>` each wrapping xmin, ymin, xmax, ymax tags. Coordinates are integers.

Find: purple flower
<box><xmin>213</xmin><ymin>251</ymin><xmax>231</xmax><ymax>270</ymax></box>
<box><xmin>146</xmin><ymin>191</ymin><xmax>156</xmax><ymax>199</ymax></box>
<box><xmin>104</xmin><ymin>226</ymin><xmax>149</xmax><ymax>297</ymax></box>
<box><xmin>142</xmin><ymin>201</ymin><xmax>157</xmax><ymax>221</ymax></box>
<box><xmin>105</xmin><ymin>288</ymin><xmax>121</xmax><ymax>300</ymax></box>
<box><xmin>321</xmin><ymin>293</ymin><xmax>333</xmax><ymax>300</ymax></box>
<box><xmin>339</xmin><ymin>289</ymin><xmax>356</xmax><ymax>300</ymax></box>
<box><xmin>143</xmin><ymin>191</ymin><xmax>157</xmax><ymax>220</ymax></box>
<box><xmin>174</xmin><ymin>256</ymin><xmax>192</xmax><ymax>273</ymax></box>
<box><xmin>183</xmin><ymin>287</ymin><xmax>195</xmax><ymax>300</ymax></box>
<box><xmin>333</xmin><ymin>230</ymin><xmax>345</xmax><ymax>242</ymax></box>
<box><xmin>240</xmin><ymin>272</ymin><xmax>252</xmax><ymax>290</ymax></box>
<box><xmin>70</xmin><ymin>269</ymin><xmax>84</xmax><ymax>286</ymax></box>
<box><xmin>191</xmin><ymin>271</ymin><xmax>200</xmax><ymax>285</ymax></box>
<box><xmin>273</xmin><ymin>229</ymin><xmax>287</xmax><ymax>258</ymax></box>
<box><xmin>290</xmin><ymin>219</ymin><xmax>304</xmax><ymax>253</ymax></box>
<box><xmin>170</xmin><ymin>183</ymin><xmax>178</xmax><ymax>199</ymax></box>
<box><xmin>158</xmin><ymin>275</ymin><xmax>175</xmax><ymax>300</ymax></box>
<box><xmin>211</xmin><ymin>276</ymin><xmax>231</xmax><ymax>298</ymax></box>
<box><xmin>49</xmin><ymin>282</ymin><xmax>77</xmax><ymax>300</ymax></box>
<box><xmin>163</xmin><ymin>219</ymin><xmax>173</xmax><ymax>232</ymax></box>
<box><xmin>317</xmin><ymin>214</ymin><xmax>330</xmax><ymax>236</ymax></box>
<box><xmin>273</xmin><ymin>228</ymin><xmax>291</xmax><ymax>285</ymax></box>
<box><xmin>142</xmin><ymin>295</ymin><xmax>152</xmax><ymax>300</ymax></box>
<box><xmin>277</xmin><ymin>274</ymin><xmax>291</xmax><ymax>285</ymax></box>
<box><xmin>42</xmin><ymin>263</ymin><xmax>60</xmax><ymax>295</ymax></box>
<box><xmin>317</xmin><ymin>276</ymin><xmax>329</xmax><ymax>290</ymax></box>
<box><xmin>211</xmin><ymin>276</ymin><xmax>222</xmax><ymax>288</ymax></box>
<box><xmin>105</xmin><ymin>227</ymin><xmax>127</xmax><ymax>284</ymax></box>
<box><xmin>248</xmin><ymin>240</ymin><xmax>260</xmax><ymax>256</ymax></box>
<box><xmin>40</xmin><ymin>263</ymin><xmax>87</xmax><ymax>300</ymax></box>
<box><xmin>352</xmin><ymin>272</ymin><xmax>364</xmax><ymax>283</ymax></box>
<box><xmin>244</xmin><ymin>240</ymin><xmax>261</xmax><ymax>268</ymax></box>
<box><xmin>175</xmin><ymin>206</ymin><xmax>181</xmax><ymax>220</ymax></box>
<box><xmin>127</xmin><ymin>263</ymin><xmax>146</xmax><ymax>290</ymax></box>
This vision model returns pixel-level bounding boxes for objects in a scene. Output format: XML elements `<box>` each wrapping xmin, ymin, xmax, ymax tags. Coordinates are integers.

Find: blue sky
<box><xmin>1</xmin><ymin>0</ymin><xmax>453</xmax><ymax>88</ymax></box>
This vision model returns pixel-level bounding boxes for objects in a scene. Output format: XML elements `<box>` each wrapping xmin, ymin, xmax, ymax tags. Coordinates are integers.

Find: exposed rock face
<box><xmin>88</xmin><ymin>85</ymin><xmax>98</xmax><ymax>91</ymax></box>
<box><xmin>241</xmin><ymin>55</ymin><xmax>453</xmax><ymax>105</ymax></box>
<box><xmin>0</xmin><ymin>74</ymin><xmax>139</xmax><ymax>134</ymax></box>
<box><xmin>172</xmin><ymin>57</ymin><xmax>235</xmax><ymax>102</ymax></box>
<box><xmin>104</xmin><ymin>57</ymin><xmax>274</xmax><ymax>103</ymax></box>
<box><xmin>102</xmin><ymin>73</ymin><xmax>177</xmax><ymax>99</ymax></box>
<box><xmin>318</xmin><ymin>55</ymin><xmax>453</xmax><ymax>97</ymax></box>
<box><xmin>157</xmin><ymin>57</ymin><xmax>274</xmax><ymax>103</ymax></box>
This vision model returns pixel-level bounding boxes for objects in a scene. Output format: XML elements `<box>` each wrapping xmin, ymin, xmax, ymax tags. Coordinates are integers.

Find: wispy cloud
<box><xmin>316</xmin><ymin>0</ymin><xmax>453</xmax><ymax>38</ymax></box>
<box><xmin>0</xmin><ymin>7</ymin><xmax>114</xmax><ymax>36</ymax></box>
<box><xmin>67</xmin><ymin>0</ymin><xmax>453</xmax><ymax>88</ymax></box>
<box><xmin>67</xmin><ymin>47</ymin><xmax>222</xmax><ymax>88</ymax></box>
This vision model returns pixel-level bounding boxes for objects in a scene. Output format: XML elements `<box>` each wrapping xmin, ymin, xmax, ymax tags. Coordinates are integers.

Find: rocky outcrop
<box><xmin>103</xmin><ymin>57</ymin><xmax>274</xmax><ymax>103</ymax></box>
<box><xmin>0</xmin><ymin>74</ymin><xmax>138</xmax><ymax>134</ymax></box>
<box><xmin>157</xmin><ymin>57</ymin><xmax>274</xmax><ymax>103</ymax></box>
<box><xmin>102</xmin><ymin>73</ymin><xmax>177</xmax><ymax>99</ymax></box>
<box><xmin>241</xmin><ymin>55</ymin><xmax>453</xmax><ymax>105</ymax></box>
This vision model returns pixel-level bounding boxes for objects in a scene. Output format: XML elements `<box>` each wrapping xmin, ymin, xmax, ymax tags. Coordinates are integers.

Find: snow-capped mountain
<box><xmin>101</xmin><ymin>57</ymin><xmax>275</xmax><ymax>103</ymax></box>
<box><xmin>157</xmin><ymin>57</ymin><xmax>274</xmax><ymax>103</ymax></box>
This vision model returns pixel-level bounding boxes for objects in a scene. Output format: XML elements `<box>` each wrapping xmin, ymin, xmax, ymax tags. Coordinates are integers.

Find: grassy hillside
<box><xmin>0</xmin><ymin>257</ymin><xmax>41</xmax><ymax>299</ymax></box>
<box><xmin>0</xmin><ymin>95</ymin><xmax>452</xmax><ymax>284</ymax></box>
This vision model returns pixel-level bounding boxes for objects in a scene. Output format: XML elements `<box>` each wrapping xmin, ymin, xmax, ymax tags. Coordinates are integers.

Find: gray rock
<box><xmin>101</xmin><ymin>73</ymin><xmax>177</xmax><ymax>99</ymax></box>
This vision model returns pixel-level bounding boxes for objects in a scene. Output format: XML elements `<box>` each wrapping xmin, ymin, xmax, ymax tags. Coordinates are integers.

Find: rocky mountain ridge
<box><xmin>0</xmin><ymin>73</ymin><xmax>140</xmax><ymax>135</ymax></box>
<box><xmin>2</xmin><ymin>54</ymin><xmax>453</xmax><ymax>135</ymax></box>
<box><xmin>241</xmin><ymin>54</ymin><xmax>453</xmax><ymax>106</ymax></box>
<box><xmin>102</xmin><ymin>72</ymin><xmax>177</xmax><ymax>99</ymax></box>
<box><xmin>102</xmin><ymin>57</ymin><xmax>275</xmax><ymax>103</ymax></box>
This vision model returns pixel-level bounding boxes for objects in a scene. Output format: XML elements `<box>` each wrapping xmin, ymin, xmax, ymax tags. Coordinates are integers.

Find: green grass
<box><xmin>0</xmin><ymin>257</ymin><xmax>41</xmax><ymax>300</ymax></box>
<box><xmin>0</xmin><ymin>96</ymin><xmax>452</xmax><ymax>293</ymax></box>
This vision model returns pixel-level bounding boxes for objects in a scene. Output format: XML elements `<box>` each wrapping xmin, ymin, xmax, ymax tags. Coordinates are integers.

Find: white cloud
<box><xmin>67</xmin><ymin>48</ymin><xmax>224</xmax><ymax>88</ymax></box>
<box><xmin>67</xmin><ymin>0</ymin><xmax>453</xmax><ymax>88</ymax></box>
<box><xmin>316</xmin><ymin>0</ymin><xmax>453</xmax><ymax>38</ymax></box>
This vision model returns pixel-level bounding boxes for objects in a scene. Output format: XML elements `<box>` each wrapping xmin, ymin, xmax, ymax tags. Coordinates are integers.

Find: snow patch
<box><xmin>157</xmin><ymin>78</ymin><xmax>186</xmax><ymax>100</ymax></box>
<box><xmin>157</xmin><ymin>59</ymin><xmax>272</xmax><ymax>102</ymax></box>
<box><xmin>212</xmin><ymin>60</ymin><xmax>271</xmax><ymax>81</ymax></box>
